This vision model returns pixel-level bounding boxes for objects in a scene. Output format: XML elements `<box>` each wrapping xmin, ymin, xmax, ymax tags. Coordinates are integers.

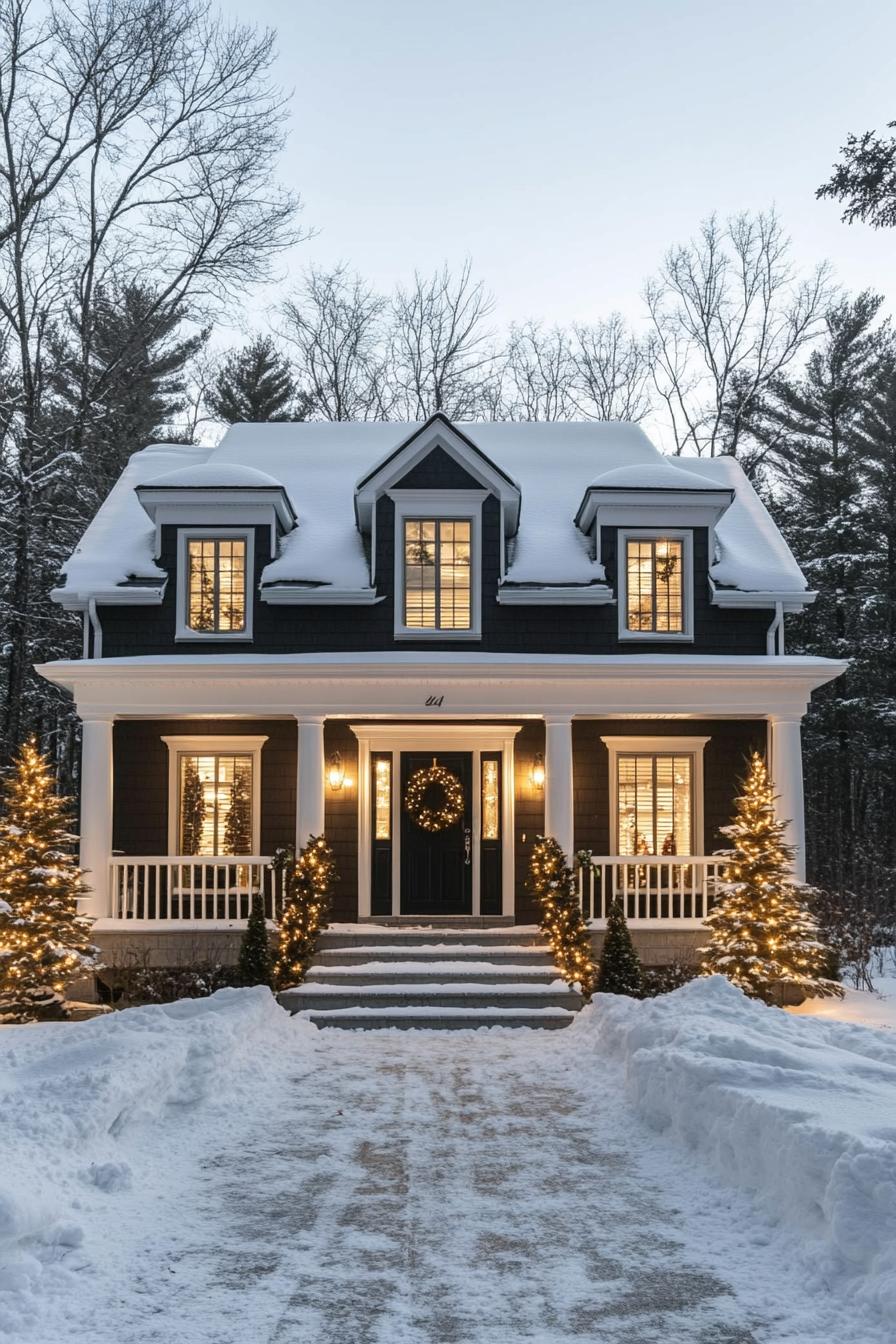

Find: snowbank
<box><xmin>575</xmin><ymin>976</ymin><xmax>896</xmax><ymax>1315</ymax></box>
<box><xmin>0</xmin><ymin>989</ymin><xmax>315</xmax><ymax>1334</ymax></box>
<box><xmin>789</xmin><ymin>971</ymin><xmax>896</xmax><ymax>1032</ymax></box>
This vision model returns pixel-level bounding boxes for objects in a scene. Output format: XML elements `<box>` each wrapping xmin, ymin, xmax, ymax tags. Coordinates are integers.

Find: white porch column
<box><xmin>768</xmin><ymin>715</ymin><xmax>806</xmax><ymax>882</ymax></box>
<box><xmin>79</xmin><ymin>716</ymin><xmax>114</xmax><ymax>918</ymax></box>
<box><xmin>543</xmin><ymin>714</ymin><xmax>574</xmax><ymax>859</ymax></box>
<box><xmin>296</xmin><ymin>716</ymin><xmax>325</xmax><ymax>848</ymax></box>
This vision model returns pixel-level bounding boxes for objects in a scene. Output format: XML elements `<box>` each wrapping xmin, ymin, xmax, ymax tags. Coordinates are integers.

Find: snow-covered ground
<box><xmin>1</xmin><ymin>980</ymin><xmax>895</xmax><ymax>1343</ymax></box>
<box><xmin>788</xmin><ymin>972</ymin><xmax>896</xmax><ymax>1032</ymax></box>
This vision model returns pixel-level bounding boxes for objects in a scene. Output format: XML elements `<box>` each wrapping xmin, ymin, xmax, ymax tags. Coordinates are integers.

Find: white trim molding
<box><xmin>617</xmin><ymin>529</ymin><xmax>694</xmax><ymax>643</ymax></box>
<box><xmin>497</xmin><ymin>584</ymin><xmax>614</xmax><ymax>606</ymax></box>
<box><xmin>350</xmin><ymin>722</ymin><xmax>521</xmax><ymax>919</ymax></box>
<box><xmin>601</xmin><ymin>734</ymin><xmax>710</xmax><ymax>857</ymax></box>
<box><xmin>161</xmin><ymin>734</ymin><xmax>268</xmax><ymax>855</ymax></box>
<box><xmin>389</xmin><ymin>490</ymin><xmax>486</xmax><ymax>641</ymax></box>
<box><xmin>175</xmin><ymin>528</ymin><xmax>255</xmax><ymax>643</ymax></box>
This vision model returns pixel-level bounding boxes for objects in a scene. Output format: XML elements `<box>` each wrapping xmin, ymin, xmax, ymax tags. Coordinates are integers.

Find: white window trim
<box><xmin>601</xmin><ymin>734</ymin><xmax>709</xmax><ymax>857</ymax></box>
<box><xmin>162</xmin><ymin>734</ymin><xmax>268</xmax><ymax>855</ymax></box>
<box><xmin>617</xmin><ymin>528</ymin><xmax>693</xmax><ymax>643</ymax></box>
<box><xmin>175</xmin><ymin>528</ymin><xmax>254</xmax><ymax>642</ymax></box>
<box><xmin>389</xmin><ymin>489</ymin><xmax>485</xmax><ymax>640</ymax></box>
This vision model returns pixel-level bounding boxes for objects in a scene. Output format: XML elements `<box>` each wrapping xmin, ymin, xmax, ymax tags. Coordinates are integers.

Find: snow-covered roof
<box><xmin>141</xmin><ymin>463</ymin><xmax>284</xmax><ymax>490</ymax></box>
<box><xmin>587</xmin><ymin>460</ymin><xmax>730</xmax><ymax>492</ymax></box>
<box><xmin>56</xmin><ymin>421</ymin><xmax>807</xmax><ymax>599</ymax></box>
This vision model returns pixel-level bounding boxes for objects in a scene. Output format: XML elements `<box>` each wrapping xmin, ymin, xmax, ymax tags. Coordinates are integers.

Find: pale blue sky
<box><xmin>225</xmin><ymin>0</ymin><xmax>896</xmax><ymax>334</ymax></box>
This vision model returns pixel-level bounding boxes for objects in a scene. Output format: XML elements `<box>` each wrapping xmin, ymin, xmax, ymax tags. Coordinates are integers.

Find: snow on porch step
<box><xmin>279</xmin><ymin>982</ymin><xmax>583</xmax><ymax>1013</ymax></box>
<box><xmin>317</xmin><ymin>925</ymin><xmax>543</xmax><ymax>949</ymax></box>
<box><xmin>304</xmin><ymin>960</ymin><xmax>560</xmax><ymax>986</ymax></box>
<box><xmin>300</xmin><ymin>1006</ymin><xmax>578</xmax><ymax>1031</ymax></box>
<box><xmin>315</xmin><ymin>944</ymin><xmax>555</xmax><ymax>968</ymax></box>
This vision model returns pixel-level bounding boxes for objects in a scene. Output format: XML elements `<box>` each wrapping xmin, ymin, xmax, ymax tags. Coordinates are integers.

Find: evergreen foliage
<box><xmin>0</xmin><ymin>740</ymin><xmax>97</xmax><ymax>1019</ymax></box>
<box><xmin>529</xmin><ymin>837</ymin><xmax>598</xmax><ymax>996</ymax></box>
<box><xmin>595</xmin><ymin>899</ymin><xmax>644</xmax><ymax>996</ymax></box>
<box><xmin>180</xmin><ymin>759</ymin><xmax>206</xmax><ymax>856</ymax></box>
<box><xmin>272</xmin><ymin>836</ymin><xmax>337</xmax><ymax>989</ymax></box>
<box><xmin>209</xmin><ymin>336</ymin><xmax>305</xmax><ymax>423</ymax></box>
<box><xmin>237</xmin><ymin>894</ymin><xmax>273</xmax><ymax>988</ymax></box>
<box><xmin>700</xmin><ymin>753</ymin><xmax>842</xmax><ymax>1004</ymax></box>
<box><xmin>223</xmin><ymin>764</ymin><xmax>252</xmax><ymax>855</ymax></box>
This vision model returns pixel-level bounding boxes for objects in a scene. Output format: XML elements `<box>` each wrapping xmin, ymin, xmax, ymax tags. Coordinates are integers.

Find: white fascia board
<box><xmin>709</xmin><ymin>583</ymin><xmax>817</xmax><ymax>611</ymax></box>
<box><xmin>51</xmin><ymin>585</ymin><xmax>166</xmax><ymax>610</ymax></box>
<box><xmin>496</xmin><ymin>585</ymin><xmax>615</xmax><ymax>606</ymax></box>
<box><xmin>261</xmin><ymin>587</ymin><xmax>384</xmax><ymax>606</ymax></box>
<box><xmin>137</xmin><ymin>486</ymin><xmax>295</xmax><ymax>532</ymax></box>
<box><xmin>576</xmin><ymin>489</ymin><xmax>732</xmax><ymax>533</ymax></box>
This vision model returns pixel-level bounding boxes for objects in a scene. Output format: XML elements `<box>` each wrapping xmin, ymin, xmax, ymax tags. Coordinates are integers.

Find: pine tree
<box><xmin>0</xmin><ymin>740</ymin><xmax>97</xmax><ymax>1019</ymax></box>
<box><xmin>209</xmin><ymin>336</ymin><xmax>306</xmax><ymax>423</ymax></box>
<box><xmin>273</xmin><ymin>837</ymin><xmax>337</xmax><ymax>988</ymax></box>
<box><xmin>237</xmin><ymin>893</ymin><xmax>272</xmax><ymax>987</ymax></box>
<box><xmin>180</xmin><ymin>759</ymin><xmax>206</xmax><ymax>855</ymax></box>
<box><xmin>595</xmin><ymin>899</ymin><xmax>644</xmax><ymax>996</ymax></box>
<box><xmin>700</xmin><ymin>753</ymin><xmax>842</xmax><ymax>1003</ymax></box>
<box><xmin>223</xmin><ymin>764</ymin><xmax>252</xmax><ymax>855</ymax></box>
<box><xmin>529</xmin><ymin>837</ymin><xmax>598</xmax><ymax>996</ymax></box>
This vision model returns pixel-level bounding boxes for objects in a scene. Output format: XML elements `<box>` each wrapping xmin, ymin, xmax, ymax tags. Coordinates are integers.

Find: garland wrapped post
<box><xmin>700</xmin><ymin>752</ymin><xmax>842</xmax><ymax>1005</ymax></box>
<box><xmin>529</xmin><ymin>836</ymin><xmax>597</xmax><ymax>997</ymax></box>
<box><xmin>272</xmin><ymin>836</ymin><xmax>337</xmax><ymax>990</ymax></box>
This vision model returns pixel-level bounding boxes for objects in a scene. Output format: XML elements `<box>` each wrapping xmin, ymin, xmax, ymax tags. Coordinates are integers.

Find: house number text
<box><xmin>425</xmin><ymin>695</ymin><xmax>445</xmax><ymax>706</ymax></box>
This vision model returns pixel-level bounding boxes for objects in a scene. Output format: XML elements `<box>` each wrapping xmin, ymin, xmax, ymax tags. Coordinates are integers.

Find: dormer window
<box><xmin>176</xmin><ymin>529</ymin><xmax>254</xmax><ymax>640</ymax></box>
<box><xmin>618</xmin><ymin>530</ymin><xmax>692</xmax><ymax>641</ymax></box>
<box><xmin>404</xmin><ymin>519</ymin><xmax>471</xmax><ymax>630</ymax></box>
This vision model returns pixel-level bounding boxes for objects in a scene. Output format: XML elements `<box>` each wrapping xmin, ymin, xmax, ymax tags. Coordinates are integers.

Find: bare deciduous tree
<box><xmin>389</xmin><ymin>260</ymin><xmax>496</xmax><ymax>419</ymax></box>
<box><xmin>570</xmin><ymin>314</ymin><xmax>653</xmax><ymax>422</ymax></box>
<box><xmin>279</xmin><ymin>266</ymin><xmax>389</xmax><ymax>421</ymax></box>
<box><xmin>500</xmin><ymin>322</ymin><xmax>574</xmax><ymax>421</ymax></box>
<box><xmin>644</xmin><ymin>209</ymin><xmax>832</xmax><ymax>457</ymax></box>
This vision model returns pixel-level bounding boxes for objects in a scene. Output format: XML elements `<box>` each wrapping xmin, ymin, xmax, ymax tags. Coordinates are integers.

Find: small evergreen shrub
<box><xmin>273</xmin><ymin>836</ymin><xmax>337</xmax><ymax>989</ymax></box>
<box><xmin>641</xmin><ymin>961</ymin><xmax>700</xmax><ymax>998</ymax></box>
<box><xmin>595</xmin><ymin>898</ymin><xmax>644</xmax><ymax>997</ymax></box>
<box><xmin>237</xmin><ymin>893</ymin><xmax>273</xmax><ymax>988</ymax></box>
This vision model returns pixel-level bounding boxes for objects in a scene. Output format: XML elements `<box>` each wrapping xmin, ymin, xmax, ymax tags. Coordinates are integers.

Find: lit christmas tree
<box><xmin>529</xmin><ymin>836</ymin><xmax>597</xmax><ymax>996</ymax></box>
<box><xmin>595</xmin><ymin>898</ymin><xmax>644</xmax><ymax>996</ymax></box>
<box><xmin>0</xmin><ymin>740</ymin><xmax>97</xmax><ymax>1020</ymax></box>
<box><xmin>272</xmin><ymin>836</ymin><xmax>337</xmax><ymax>989</ymax></box>
<box><xmin>700</xmin><ymin>752</ymin><xmax>842</xmax><ymax>1004</ymax></box>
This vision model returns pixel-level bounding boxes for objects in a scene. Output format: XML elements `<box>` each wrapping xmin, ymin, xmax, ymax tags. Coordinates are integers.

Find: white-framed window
<box><xmin>618</xmin><ymin>529</ymin><xmax>692</xmax><ymax>641</ymax></box>
<box><xmin>390</xmin><ymin>490</ymin><xmax>484</xmax><ymax>639</ymax></box>
<box><xmin>602</xmin><ymin>736</ymin><xmax>708</xmax><ymax>856</ymax></box>
<box><xmin>162</xmin><ymin>735</ymin><xmax>267</xmax><ymax>855</ymax></box>
<box><xmin>176</xmin><ymin>529</ymin><xmax>254</xmax><ymax>640</ymax></box>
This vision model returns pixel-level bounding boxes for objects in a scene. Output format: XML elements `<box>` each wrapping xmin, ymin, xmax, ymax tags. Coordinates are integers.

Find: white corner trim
<box><xmin>162</xmin><ymin>734</ymin><xmax>268</xmax><ymax>856</ymax></box>
<box><xmin>175</xmin><ymin>528</ymin><xmax>255</xmax><ymax>642</ymax></box>
<box><xmin>617</xmin><ymin>528</ymin><xmax>694</xmax><ymax>643</ymax></box>
<box><xmin>601</xmin><ymin>734</ymin><xmax>709</xmax><ymax>857</ymax></box>
<box><xmin>390</xmin><ymin>492</ymin><xmax>484</xmax><ymax>640</ymax></box>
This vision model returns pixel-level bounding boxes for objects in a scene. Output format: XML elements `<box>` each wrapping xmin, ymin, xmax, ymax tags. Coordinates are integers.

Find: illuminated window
<box><xmin>481</xmin><ymin>758</ymin><xmax>499</xmax><ymax>840</ymax></box>
<box><xmin>616</xmin><ymin>754</ymin><xmax>692</xmax><ymax>857</ymax></box>
<box><xmin>374</xmin><ymin>757</ymin><xmax>392</xmax><ymax>840</ymax></box>
<box><xmin>178</xmin><ymin>753</ymin><xmax>254</xmax><ymax>855</ymax></box>
<box><xmin>624</xmin><ymin>536</ymin><xmax>685</xmax><ymax>635</ymax></box>
<box><xmin>185</xmin><ymin>536</ymin><xmax>248</xmax><ymax>634</ymax></box>
<box><xmin>403</xmin><ymin>519</ymin><xmax>471</xmax><ymax>630</ymax></box>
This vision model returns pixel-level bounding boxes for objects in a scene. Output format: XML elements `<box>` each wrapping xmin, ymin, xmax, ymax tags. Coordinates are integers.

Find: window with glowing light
<box><xmin>481</xmin><ymin>758</ymin><xmax>499</xmax><ymax>840</ymax></box>
<box><xmin>374</xmin><ymin>757</ymin><xmax>392</xmax><ymax>840</ymax></box>
<box><xmin>403</xmin><ymin>519</ymin><xmax>471</xmax><ymax>630</ymax></box>
<box><xmin>624</xmin><ymin>536</ymin><xmax>685</xmax><ymax>635</ymax></box>
<box><xmin>186</xmin><ymin>537</ymin><xmax>247</xmax><ymax>634</ymax></box>
<box><xmin>178</xmin><ymin>753</ymin><xmax>254</xmax><ymax>855</ymax></box>
<box><xmin>616</xmin><ymin>753</ymin><xmax>693</xmax><ymax>857</ymax></box>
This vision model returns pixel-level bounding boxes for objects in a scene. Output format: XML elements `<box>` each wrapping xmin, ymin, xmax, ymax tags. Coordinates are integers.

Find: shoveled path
<box><xmin>73</xmin><ymin>1026</ymin><xmax>861</xmax><ymax>1344</ymax></box>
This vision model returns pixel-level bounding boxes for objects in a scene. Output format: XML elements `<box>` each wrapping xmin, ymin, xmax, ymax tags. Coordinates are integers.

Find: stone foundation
<box><xmin>590</xmin><ymin>928</ymin><xmax>703</xmax><ymax>968</ymax></box>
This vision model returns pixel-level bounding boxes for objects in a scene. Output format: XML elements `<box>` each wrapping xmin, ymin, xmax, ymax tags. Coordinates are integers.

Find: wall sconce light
<box><xmin>530</xmin><ymin>752</ymin><xmax>545</xmax><ymax>790</ymax></box>
<box><xmin>327</xmin><ymin>751</ymin><xmax>346</xmax><ymax>791</ymax></box>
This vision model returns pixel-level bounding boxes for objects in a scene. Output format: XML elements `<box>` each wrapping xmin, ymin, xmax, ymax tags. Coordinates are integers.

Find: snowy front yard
<box><xmin>1</xmin><ymin>980</ymin><xmax>895</xmax><ymax>1344</ymax></box>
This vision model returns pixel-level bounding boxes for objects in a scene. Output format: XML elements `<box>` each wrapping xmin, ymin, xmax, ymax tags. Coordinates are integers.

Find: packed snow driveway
<box><xmin>1</xmin><ymin>984</ymin><xmax>893</xmax><ymax>1343</ymax></box>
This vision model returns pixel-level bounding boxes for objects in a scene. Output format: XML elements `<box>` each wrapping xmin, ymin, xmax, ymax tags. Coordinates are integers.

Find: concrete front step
<box><xmin>301</xmin><ymin>1006</ymin><xmax>578</xmax><ymax>1031</ymax></box>
<box><xmin>318</xmin><ymin>926</ymin><xmax>542</xmax><ymax>949</ymax></box>
<box><xmin>305</xmin><ymin>962</ymin><xmax>560</xmax><ymax>986</ymax></box>
<box><xmin>280</xmin><ymin>983</ymin><xmax>582</xmax><ymax>1013</ymax></box>
<box><xmin>316</xmin><ymin>945</ymin><xmax>554</xmax><ymax>967</ymax></box>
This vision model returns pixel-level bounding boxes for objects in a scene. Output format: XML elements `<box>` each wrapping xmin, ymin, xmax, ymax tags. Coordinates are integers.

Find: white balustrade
<box><xmin>577</xmin><ymin>856</ymin><xmax>724</xmax><ymax>925</ymax></box>
<box><xmin>108</xmin><ymin>856</ymin><xmax>285</xmax><ymax>923</ymax></box>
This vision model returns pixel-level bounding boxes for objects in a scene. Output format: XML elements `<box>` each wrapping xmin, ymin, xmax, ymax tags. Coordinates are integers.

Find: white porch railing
<box><xmin>577</xmin><ymin>856</ymin><xmax>724</xmax><ymax>924</ymax></box>
<box><xmin>108</xmin><ymin>857</ymin><xmax>285</xmax><ymax>922</ymax></box>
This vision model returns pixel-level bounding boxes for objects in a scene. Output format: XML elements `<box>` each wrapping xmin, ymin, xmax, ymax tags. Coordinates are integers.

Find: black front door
<box><xmin>400</xmin><ymin>752</ymin><xmax>473</xmax><ymax>915</ymax></box>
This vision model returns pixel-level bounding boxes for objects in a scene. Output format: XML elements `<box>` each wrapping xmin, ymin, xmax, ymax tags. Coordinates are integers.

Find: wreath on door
<box><xmin>405</xmin><ymin>761</ymin><xmax>465</xmax><ymax>833</ymax></box>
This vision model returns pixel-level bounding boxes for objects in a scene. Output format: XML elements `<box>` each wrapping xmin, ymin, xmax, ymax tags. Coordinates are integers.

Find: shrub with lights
<box><xmin>0</xmin><ymin>739</ymin><xmax>97</xmax><ymax>1020</ymax></box>
<box><xmin>272</xmin><ymin>835</ymin><xmax>337</xmax><ymax>989</ymax></box>
<box><xmin>529</xmin><ymin>835</ymin><xmax>597</xmax><ymax>996</ymax></box>
<box><xmin>700</xmin><ymin>751</ymin><xmax>842</xmax><ymax>1004</ymax></box>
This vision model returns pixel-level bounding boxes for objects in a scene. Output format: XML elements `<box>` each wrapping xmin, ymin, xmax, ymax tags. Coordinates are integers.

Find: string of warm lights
<box><xmin>529</xmin><ymin>835</ymin><xmax>598</xmax><ymax>997</ymax></box>
<box><xmin>271</xmin><ymin>835</ymin><xmax>337</xmax><ymax>989</ymax></box>
<box><xmin>0</xmin><ymin>739</ymin><xmax>96</xmax><ymax>1020</ymax></box>
<box><xmin>700</xmin><ymin>751</ymin><xmax>842</xmax><ymax>1003</ymax></box>
<box><xmin>405</xmin><ymin>762</ymin><xmax>465</xmax><ymax>833</ymax></box>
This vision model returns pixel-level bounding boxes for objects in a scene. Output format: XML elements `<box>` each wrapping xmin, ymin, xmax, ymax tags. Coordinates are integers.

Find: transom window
<box><xmin>177</xmin><ymin>752</ymin><xmax>254</xmax><ymax>856</ymax></box>
<box><xmin>616</xmin><ymin>753</ymin><xmax>693</xmax><ymax>857</ymax></box>
<box><xmin>403</xmin><ymin>519</ymin><xmax>471</xmax><ymax>630</ymax></box>
<box><xmin>625</xmin><ymin>536</ymin><xmax>684</xmax><ymax>634</ymax></box>
<box><xmin>186</xmin><ymin>537</ymin><xmax>247</xmax><ymax>634</ymax></box>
